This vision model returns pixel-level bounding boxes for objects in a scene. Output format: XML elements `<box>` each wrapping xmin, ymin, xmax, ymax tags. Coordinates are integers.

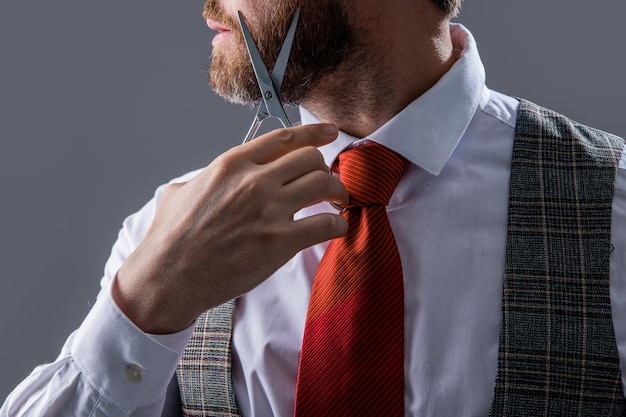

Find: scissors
<box><xmin>238</xmin><ymin>8</ymin><xmax>300</xmax><ymax>144</ymax></box>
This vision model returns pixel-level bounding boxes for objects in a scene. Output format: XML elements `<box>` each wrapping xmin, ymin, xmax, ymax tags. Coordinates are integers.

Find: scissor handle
<box><xmin>242</xmin><ymin>119</ymin><xmax>262</xmax><ymax>144</ymax></box>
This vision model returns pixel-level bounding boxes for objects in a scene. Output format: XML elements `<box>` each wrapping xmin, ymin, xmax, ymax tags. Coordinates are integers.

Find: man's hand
<box><xmin>112</xmin><ymin>123</ymin><xmax>348</xmax><ymax>334</ymax></box>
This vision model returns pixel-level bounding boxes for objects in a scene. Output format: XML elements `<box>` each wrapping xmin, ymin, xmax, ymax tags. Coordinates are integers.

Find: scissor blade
<box><xmin>271</xmin><ymin>8</ymin><xmax>300</xmax><ymax>92</ymax></box>
<box><xmin>238</xmin><ymin>10</ymin><xmax>295</xmax><ymax>142</ymax></box>
<box><xmin>237</xmin><ymin>11</ymin><xmax>275</xmax><ymax>101</ymax></box>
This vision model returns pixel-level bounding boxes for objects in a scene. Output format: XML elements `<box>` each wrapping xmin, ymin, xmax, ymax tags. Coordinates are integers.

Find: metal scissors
<box><xmin>238</xmin><ymin>8</ymin><xmax>300</xmax><ymax>144</ymax></box>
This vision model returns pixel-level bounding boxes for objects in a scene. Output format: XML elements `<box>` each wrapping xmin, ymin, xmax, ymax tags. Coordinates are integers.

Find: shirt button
<box><xmin>125</xmin><ymin>364</ymin><xmax>144</xmax><ymax>383</ymax></box>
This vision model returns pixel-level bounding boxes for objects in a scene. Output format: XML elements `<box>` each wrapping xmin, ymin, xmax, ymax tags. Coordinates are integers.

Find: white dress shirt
<box><xmin>3</xmin><ymin>23</ymin><xmax>626</xmax><ymax>417</ymax></box>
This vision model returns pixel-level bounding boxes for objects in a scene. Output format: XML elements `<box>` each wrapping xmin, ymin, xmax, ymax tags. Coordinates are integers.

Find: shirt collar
<box><xmin>299</xmin><ymin>23</ymin><xmax>486</xmax><ymax>176</ymax></box>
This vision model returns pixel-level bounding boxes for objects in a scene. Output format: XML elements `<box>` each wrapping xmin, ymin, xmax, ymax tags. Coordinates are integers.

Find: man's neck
<box><xmin>301</xmin><ymin>6</ymin><xmax>456</xmax><ymax>139</ymax></box>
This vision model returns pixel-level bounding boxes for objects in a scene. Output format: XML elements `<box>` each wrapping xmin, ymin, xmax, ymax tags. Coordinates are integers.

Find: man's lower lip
<box><xmin>212</xmin><ymin>31</ymin><xmax>232</xmax><ymax>47</ymax></box>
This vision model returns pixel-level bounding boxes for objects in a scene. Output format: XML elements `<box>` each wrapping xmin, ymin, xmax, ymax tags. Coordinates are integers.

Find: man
<box><xmin>3</xmin><ymin>0</ymin><xmax>626</xmax><ymax>415</ymax></box>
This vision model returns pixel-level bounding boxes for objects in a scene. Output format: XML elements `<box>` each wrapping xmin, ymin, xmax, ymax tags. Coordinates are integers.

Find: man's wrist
<box><xmin>112</xmin><ymin>269</ymin><xmax>196</xmax><ymax>335</ymax></box>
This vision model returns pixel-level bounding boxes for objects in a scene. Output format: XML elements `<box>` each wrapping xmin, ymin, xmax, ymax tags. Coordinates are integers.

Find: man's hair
<box><xmin>433</xmin><ymin>0</ymin><xmax>462</xmax><ymax>17</ymax></box>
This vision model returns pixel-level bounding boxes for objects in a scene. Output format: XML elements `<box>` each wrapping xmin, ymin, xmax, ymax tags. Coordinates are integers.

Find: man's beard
<box><xmin>203</xmin><ymin>0</ymin><xmax>356</xmax><ymax>107</ymax></box>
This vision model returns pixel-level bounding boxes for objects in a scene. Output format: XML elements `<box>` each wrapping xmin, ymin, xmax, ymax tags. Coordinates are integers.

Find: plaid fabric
<box><xmin>490</xmin><ymin>100</ymin><xmax>626</xmax><ymax>416</ymax></box>
<box><xmin>176</xmin><ymin>300</ymin><xmax>241</xmax><ymax>417</ymax></box>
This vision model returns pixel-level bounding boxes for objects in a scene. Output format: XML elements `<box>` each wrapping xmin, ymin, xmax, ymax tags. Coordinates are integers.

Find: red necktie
<box><xmin>294</xmin><ymin>142</ymin><xmax>409</xmax><ymax>416</ymax></box>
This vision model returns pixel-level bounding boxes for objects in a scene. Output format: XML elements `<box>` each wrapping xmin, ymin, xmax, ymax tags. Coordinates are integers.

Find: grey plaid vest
<box><xmin>177</xmin><ymin>100</ymin><xmax>626</xmax><ymax>416</ymax></box>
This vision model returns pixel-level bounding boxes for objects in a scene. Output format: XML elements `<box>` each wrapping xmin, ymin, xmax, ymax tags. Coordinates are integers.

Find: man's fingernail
<box><xmin>322</xmin><ymin>124</ymin><xmax>338</xmax><ymax>136</ymax></box>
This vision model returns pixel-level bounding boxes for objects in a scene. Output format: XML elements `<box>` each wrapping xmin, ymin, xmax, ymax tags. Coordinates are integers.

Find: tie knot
<box><xmin>334</xmin><ymin>143</ymin><xmax>409</xmax><ymax>207</ymax></box>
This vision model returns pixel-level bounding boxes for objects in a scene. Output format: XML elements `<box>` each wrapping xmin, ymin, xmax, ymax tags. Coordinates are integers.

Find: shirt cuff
<box><xmin>71</xmin><ymin>284</ymin><xmax>195</xmax><ymax>412</ymax></box>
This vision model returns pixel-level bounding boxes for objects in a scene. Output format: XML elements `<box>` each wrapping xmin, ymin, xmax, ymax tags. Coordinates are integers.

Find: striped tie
<box><xmin>294</xmin><ymin>142</ymin><xmax>409</xmax><ymax>416</ymax></box>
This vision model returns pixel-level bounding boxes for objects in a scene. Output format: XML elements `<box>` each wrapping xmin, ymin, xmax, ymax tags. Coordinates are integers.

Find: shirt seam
<box><xmin>478</xmin><ymin>102</ymin><xmax>517</xmax><ymax>130</ymax></box>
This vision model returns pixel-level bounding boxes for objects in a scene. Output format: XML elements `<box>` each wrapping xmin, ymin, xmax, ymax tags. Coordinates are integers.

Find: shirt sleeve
<box><xmin>1</xmin><ymin>174</ymin><xmax>198</xmax><ymax>417</ymax></box>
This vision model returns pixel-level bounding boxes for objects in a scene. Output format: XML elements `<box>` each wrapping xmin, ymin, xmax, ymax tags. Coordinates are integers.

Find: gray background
<box><xmin>1</xmin><ymin>0</ymin><xmax>624</xmax><ymax>401</ymax></box>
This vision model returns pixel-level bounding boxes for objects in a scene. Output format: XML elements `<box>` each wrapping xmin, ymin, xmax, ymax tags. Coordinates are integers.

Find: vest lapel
<box><xmin>177</xmin><ymin>300</ymin><xmax>242</xmax><ymax>417</ymax></box>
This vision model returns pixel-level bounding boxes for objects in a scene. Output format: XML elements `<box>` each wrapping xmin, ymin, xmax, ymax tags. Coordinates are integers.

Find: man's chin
<box><xmin>209</xmin><ymin>78</ymin><xmax>259</xmax><ymax>107</ymax></box>
<box><xmin>208</xmin><ymin>59</ymin><xmax>261</xmax><ymax>106</ymax></box>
